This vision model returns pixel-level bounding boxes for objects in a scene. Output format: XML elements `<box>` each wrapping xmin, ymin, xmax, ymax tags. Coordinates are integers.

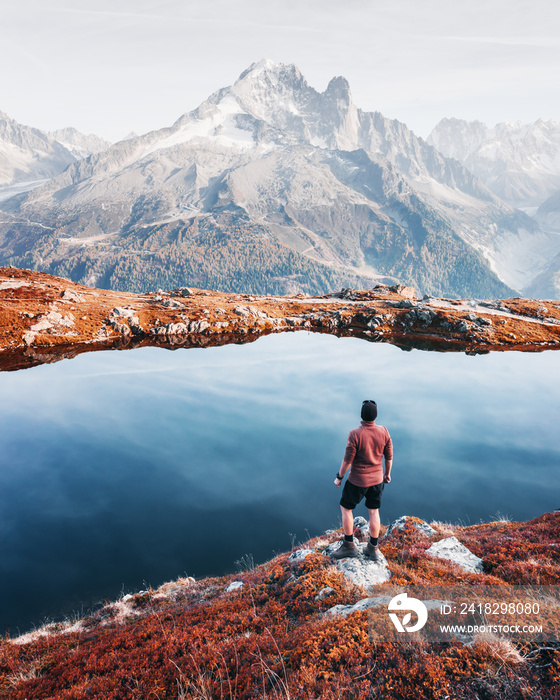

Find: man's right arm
<box><xmin>334</xmin><ymin>431</ymin><xmax>356</xmax><ymax>487</ymax></box>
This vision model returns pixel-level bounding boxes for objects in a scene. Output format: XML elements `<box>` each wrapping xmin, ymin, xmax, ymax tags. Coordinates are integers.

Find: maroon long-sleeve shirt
<box><xmin>344</xmin><ymin>420</ymin><xmax>393</xmax><ymax>487</ymax></box>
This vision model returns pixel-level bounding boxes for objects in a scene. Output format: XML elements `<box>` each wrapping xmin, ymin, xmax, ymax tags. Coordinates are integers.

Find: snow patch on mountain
<box><xmin>140</xmin><ymin>95</ymin><xmax>256</xmax><ymax>159</ymax></box>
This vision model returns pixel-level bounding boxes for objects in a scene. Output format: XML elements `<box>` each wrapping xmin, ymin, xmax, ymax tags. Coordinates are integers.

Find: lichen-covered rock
<box><xmin>112</xmin><ymin>307</ymin><xmax>136</xmax><ymax>318</ymax></box>
<box><xmin>325</xmin><ymin>594</ymin><xmax>455</xmax><ymax>618</ymax></box>
<box><xmin>288</xmin><ymin>548</ymin><xmax>316</xmax><ymax>563</ymax></box>
<box><xmin>315</xmin><ymin>586</ymin><xmax>335</xmax><ymax>601</ymax></box>
<box><xmin>426</xmin><ymin>536</ymin><xmax>483</xmax><ymax>573</ymax></box>
<box><xmin>162</xmin><ymin>298</ymin><xmax>185</xmax><ymax>309</ymax></box>
<box><xmin>189</xmin><ymin>320</ymin><xmax>210</xmax><ymax>333</ymax></box>
<box><xmin>171</xmin><ymin>287</ymin><xmax>193</xmax><ymax>297</ymax></box>
<box><xmin>150</xmin><ymin>322</ymin><xmax>190</xmax><ymax>336</ymax></box>
<box><xmin>324</xmin><ymin>595</ymin><xmax>394</xmax><ymax>618</ymax></box>
<box><xmin>320</xmin><ymin>538</ymin><xmax>391</xmax><ymax>587</ymax></box>
<box><xmin>385</xmin><ymin>515</ymin><xmax>436</xmax><ymax>538</ymax></box>
<box><xmin>225</xmin><ymin>581</ymin><xmax>244</xmax><ymax>592</ymax></box>
<box><xmin>334</xmin><ymin>550</ymin><xmax>391</xmax><ymax>588</ymax></box>
<box><xmin>109</xmin><ymin>320</ymin><xmax>131</xmax><ymax>335</ymax></box>
<box><xmin>353</xmin><ymin>515</ymin><xmax>370</xmax><ymax>537</ymax></box>
<box><xmin>61</xmin><ymin>289</ymin><xmax>85</xmax><ymax>303</ymax></box>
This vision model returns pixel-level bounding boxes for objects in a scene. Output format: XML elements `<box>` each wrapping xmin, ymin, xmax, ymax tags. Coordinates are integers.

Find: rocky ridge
<box><xmin>1</xmin><ymin>267</ymin><xmax>560</xmax><ymax>371</ymax></box>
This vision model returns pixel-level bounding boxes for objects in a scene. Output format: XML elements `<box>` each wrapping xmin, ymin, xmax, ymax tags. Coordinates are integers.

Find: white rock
<box><xmin>30</xmin><ymin>310</ymin><xmax>75</xmax><ymax>331</ymax></box>
<box><xmin>315</xmin><ymin>586</ymin><xmax>335</xmax><ymax>601</ymax></box>
<box><xmin>324</xmin><ymin>595</ymin><xmax>454</xmax><ymax>618</ymax></box>
<box><xmin>322</xmin><ymin>540</ymin><xmax>391</xmax><ymax>586</ymax></box>
<box><xmin>353</xmin><ymin>515</ymin><xmax>370</xmax><ymax>536</ymax></box>
<box><xmin>385</xmin><ymin>515</ymin><xmax>436</xmax><ymax>538</ymax></box>
<box><xmin>288</xmin><ymin>548</ymin><xmax>316</xmax><ymax>563</ymax></box>
<box><xmin>112</xmin><ymin>306</ymin><xmax>136</xmax><ymax>318</ymax></box>
<box><xmin>110</xmin><ymin>320</ymin><xmax>131</xmax><ymax>335</ymax></box>
<box><xmin>150</xmin><ymin>322</ymin><xmax>190</xmax><ymax>336</ymax></box>
<box><xmin>171</xmin><ymin>287</ymin><xmax>193</xmax><ymax>297</ymax></box>
<box><xmin>324</xmin><ymin>596</ymin><xmax>393</xmax><ymax>618</ymax></box>
<box><xmin>189</xmin><ymin>320</ymin><xmax>210</xmax><ymax>333</ymax></box>
<box><xmin>30</xmin><ymin>317</ymin><xmax>53</xmax><ymax>332</ymax></box>
<box><xmin>61</xmin><ymin>289</ymin><xmax>85</xmax><ymax>303</ymax></box>
<box><xmin>233</xmin><ymin>306</ymin><xmax>250</xmax><ymax>316</ymax></box>
<box><xmin>226</xmin><ymin>581</ymin><xmax>244</xmax><ymax>592</ymax></box>
<box><xmin>0</xmin><ymin>280</ymin><xmax>30</xmax><ymax>290</ymax></box>
<box><xmin>334</xmin><ymin>550</ymin><xmax>391</xmax><ymax>587</ymax></box>
<box><xmin>426</xmin><ymin>536</ymin><xmax>483</xmax><ymax>573</ymax></box>
<box><xmin>162</xmin><ymin>298</ymin><xmax>185</xmax><ymax>309</ymax></box>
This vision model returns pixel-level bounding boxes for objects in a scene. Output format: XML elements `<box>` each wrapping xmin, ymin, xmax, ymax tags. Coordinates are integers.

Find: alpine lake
<box><xmin>0</xmin><ymin>331</ymin><xmax>558</xmax><ymax>634</ymax></box>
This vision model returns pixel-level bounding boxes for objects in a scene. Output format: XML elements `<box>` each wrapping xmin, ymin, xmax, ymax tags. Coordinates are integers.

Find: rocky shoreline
<box><xmin>1</xmin><ymin>266</ymin><xmax>560</xmax><ymax>371</ymax></box>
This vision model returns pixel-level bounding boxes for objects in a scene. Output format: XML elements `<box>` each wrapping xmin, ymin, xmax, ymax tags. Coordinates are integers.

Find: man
<box><xmin>331</xmin><ymin>400</ymin><xmax>393</xmax><ymax>561</ymax></box>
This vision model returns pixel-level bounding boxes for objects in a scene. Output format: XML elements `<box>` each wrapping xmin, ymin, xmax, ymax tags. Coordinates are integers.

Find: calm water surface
<box><xmin>0</xmin><ymin>332</ymin><xmax>558</xmax><ymax>633</ymax></box>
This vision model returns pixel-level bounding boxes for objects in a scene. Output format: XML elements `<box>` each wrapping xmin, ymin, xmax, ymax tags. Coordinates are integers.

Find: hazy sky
<box><xmin>1</xmin><ymin>0</ymin><xmax>559</xmax><ymax>141</ymax></box>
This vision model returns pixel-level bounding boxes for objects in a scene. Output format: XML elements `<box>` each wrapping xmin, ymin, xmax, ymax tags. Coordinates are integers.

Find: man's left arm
<box><xmin>383</xmin><ymin>430</ymin><xmax>393</xmax><ymax>484</ymax></box>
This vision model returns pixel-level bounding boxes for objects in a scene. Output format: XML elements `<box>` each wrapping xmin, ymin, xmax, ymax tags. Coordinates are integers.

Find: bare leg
<box><xmin>368</xmin><ymin>508</ymin><xmax>380</xmax><ymax>538</ymax></box>
<box><xmin>340</xmin><ymin>505</ymin><xmax>354</xmax><ymax>536</ymax></box>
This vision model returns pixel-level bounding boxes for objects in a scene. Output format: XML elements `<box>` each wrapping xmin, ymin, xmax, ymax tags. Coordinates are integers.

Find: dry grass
<box><xmin>428</xmin><ymin>521</ymin><xmax>458</xmax><ymax>538</ymax></box>
<box><xmin>473</xmin><ymin>631</ymin><xmax>526</xmax><ymax>666</ymax></box>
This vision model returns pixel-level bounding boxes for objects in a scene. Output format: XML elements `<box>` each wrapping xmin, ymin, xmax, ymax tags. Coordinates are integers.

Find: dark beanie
<box><xmin>361</xmin><ymin>400</ymin><xmax>378</xmax><ymax>421</ymax></box>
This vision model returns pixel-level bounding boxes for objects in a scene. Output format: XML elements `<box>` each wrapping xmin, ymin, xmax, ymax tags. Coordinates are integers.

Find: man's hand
<box><xmin>383</xmin><ymin>474</ymin><xmax>391</xmax><ymax>484</ymax></box>
<box><xmin>334</xmin><ymin>477</ymin><xmax>342</xmax><ymax>487</ymax></box>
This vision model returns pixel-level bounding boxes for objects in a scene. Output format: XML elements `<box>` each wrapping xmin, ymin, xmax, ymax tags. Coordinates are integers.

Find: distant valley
<box><xmin>1</xmin><ymin>61</ymin><xmax>559</xmax><ymax>299</ymax></box>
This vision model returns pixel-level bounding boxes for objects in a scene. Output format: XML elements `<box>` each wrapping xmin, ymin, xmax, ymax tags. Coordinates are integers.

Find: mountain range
<box><xmin>0</xmin><ymin>112</ymin><xmax>110</xmax><ymax>199</ymax></box>
<box><xmin>1</xmin><ymin>60</ymin><xmax>559</xmax><ymax>298</ymax></box>
<box><xmin>428</xmin><ymin>117</ymin><xmax>560</xmax><ymax>298</ymax></box>
<box><xmin>427</xmin><ymin>117</ymin><xmax>560</xmax><ymax>210</ymax></box>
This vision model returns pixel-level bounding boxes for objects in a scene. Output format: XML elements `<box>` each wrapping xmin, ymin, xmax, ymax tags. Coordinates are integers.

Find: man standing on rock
<box><xmin>331</xmin><ymin>400</ymin><xmax>393</xmax><ymax>561</ymax></box>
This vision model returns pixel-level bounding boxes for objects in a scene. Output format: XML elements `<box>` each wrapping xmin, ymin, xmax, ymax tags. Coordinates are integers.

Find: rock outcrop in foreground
<box><xmin>1</xmin><ymin>267</ymin><xmax>560</xmax><ymax>371</ymax></box>
<box><xmin>1</xmin><ymin>513</ymin><xmax>558</xmax><ymax>699</ymax></box>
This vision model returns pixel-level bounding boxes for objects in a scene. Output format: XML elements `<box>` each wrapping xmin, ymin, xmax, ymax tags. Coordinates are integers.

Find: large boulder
<box><xmin>426</xmin><ymin>536</ymin><xmax>483</xmax><ymax>573</ymax></box>
<box><xmin>323</xmin><ymin>540</ymin><xmax>391</xmax><ymax>587</ymax></box>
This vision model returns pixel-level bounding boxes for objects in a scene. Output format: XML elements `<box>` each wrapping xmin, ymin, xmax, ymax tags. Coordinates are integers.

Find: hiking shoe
<box><xmin>330</xmin><ymin>539</ymin><xmax>359</xmax><ymax>560</ymax></box>
<box><xmin>365</xmin><ymin>542</ymin><xmax>381</xmax><ymax>561</ymax></box>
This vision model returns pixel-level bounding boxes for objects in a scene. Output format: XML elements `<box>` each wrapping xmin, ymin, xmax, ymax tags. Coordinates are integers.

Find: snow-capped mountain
<box><xmin>523</xmin><ymin>189</ymin><xmax>560</xmax><ymax>298</ymax></box>
<box><xmin>48</xmin><ymin>127</ymin><xmax>110</xmax><ymax>161</ymax></box>
<box><xmin>0</xmin><ymin>111</ymin><xmax>110</xmax><ymax>201</ymax></box>
<box><xmin>428</xmin><ymin>117</ymin><xmax>560</xmax><ymax>209</ymax></box>
<box><xmin>0</xmin><ymin>111</ymin><xmax>75</xmax><ymax>187</ymax></box>
<box><xmin>1</xmin><ymin>61</ymin><xmax>557</xmax><ymax>298</ymax></box>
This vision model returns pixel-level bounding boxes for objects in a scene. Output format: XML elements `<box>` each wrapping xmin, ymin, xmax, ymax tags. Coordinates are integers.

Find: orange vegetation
<box><xmin>1</xmin><ymin>513</ymin><xmax>558</xmax><ymax>699</ymax></box>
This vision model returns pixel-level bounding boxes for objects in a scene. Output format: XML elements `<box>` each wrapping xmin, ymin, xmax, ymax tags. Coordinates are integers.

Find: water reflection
<box><xmin>0</xmin><ymin>333</ymin><xmax>558</xmax><ymax>633</ymax></box>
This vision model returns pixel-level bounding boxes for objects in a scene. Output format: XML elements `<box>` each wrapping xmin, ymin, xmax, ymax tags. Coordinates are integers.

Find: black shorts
<box><xmin>340</xmin><ymin>480</ymin><xmax>384</xmax><ymax>510</ymax></box>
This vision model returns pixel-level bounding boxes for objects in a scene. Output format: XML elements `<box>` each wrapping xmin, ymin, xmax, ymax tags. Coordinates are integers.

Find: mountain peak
<box><xmin>326</xmin><ymin>75</ymin><xmax>351</xmax><ymax>98</ymax></box>
<box><xmin>237</xmin><ymin>59</ymin><xmax>303</xmax><ymax>83</ymax></box>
